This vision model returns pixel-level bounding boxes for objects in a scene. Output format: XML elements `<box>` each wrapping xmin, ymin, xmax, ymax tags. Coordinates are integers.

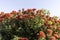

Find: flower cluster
<box><xmin>0</xmin><ymin>8</ymin><xmax>60</xmax><ymax>40</ymax></box>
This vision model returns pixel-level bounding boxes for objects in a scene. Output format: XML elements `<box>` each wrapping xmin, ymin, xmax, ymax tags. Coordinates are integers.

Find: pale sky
<box><xmin>0</xmin><ymin>0</ymin><xmax>60</xmax><ymax>16</ymax></box>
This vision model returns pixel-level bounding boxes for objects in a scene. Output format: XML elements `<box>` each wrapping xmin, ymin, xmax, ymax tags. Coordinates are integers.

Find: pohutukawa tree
<box><xmin>0</xmin><ymin>8</ymin><xmax>60</xmax><ymax>40</ymax></box>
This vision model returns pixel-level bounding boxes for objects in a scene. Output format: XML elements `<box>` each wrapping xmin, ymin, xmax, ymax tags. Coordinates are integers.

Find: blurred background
<box><xmin>0</xmin><ymin>0</ymin><xmax>60</xmax><ymax>17</ymax></box>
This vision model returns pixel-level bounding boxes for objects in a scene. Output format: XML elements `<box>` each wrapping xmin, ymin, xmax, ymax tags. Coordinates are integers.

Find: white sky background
<box><xmin>0</xmin><ymin>0</ymin><xmax>60</xmax><ymax>17</ymax></box>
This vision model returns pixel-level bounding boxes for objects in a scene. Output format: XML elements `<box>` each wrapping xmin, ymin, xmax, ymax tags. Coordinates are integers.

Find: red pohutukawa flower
<box><xmin>23</xmin><ymin>14</ymin><xmax>30</xmax><ymax>18</ymax></box>
<box><xmin>58</xmin><ymin>19</ymin><xmax>60</xmax><ymax>23</ymax></box>
<box><xmin>17</xmin><ymin>15</ymin><xmax>24</xmax><ymax>20</ymax></box>
<box><xmin>29</xmin><ymin>16</ymin><xmax>34</xmax><ymax>19</ymax></box>
<box><xmin>54</xmin><ymin>34</ymin><xmax>59</xmax><ymax>38</ymax></box>
<box><xmin>54</xmin><ymin>32</ymin><xmax>60</xmax><ymax>39</ymax></box>
<box><xmin>57</xmin><ymin>27</ymin><xmax>60</xmax><ymax>30</ymax></box>
<box><xmin>58</xmin><ymin>35</ymin><xmax>60</xmax><ymax>39</ymax></box>
<box><xmin>50</xmin><ymin>36</ymin><xmax>56</xmax><ymax>40</ymax></box>
<box><xmin>0</xmin><ymin>18</ymin><xmax>4</xmax><ymax>22</ymax></box>
<box><xmin>39</xmin><ymin>31</ymin><xmax>46</xmax><ymax>38</ymax></box>
<box><xmin>4</xmin><ymin>13</ymin><xmax>14</xmax><ymax>18</ymax></box>
<box><xmin>54</xmin><ymin>32</ymin><xmax>59</xmax><ymax>38</ymax></box>
<box><xmin>27</xmin><ymin>9</ymin><xmax>33</xmax><ymax>12</ymax></box>
<box><xmin>47</xmin><ymin>29</ymin><xmax>52</xmax><ymax>36</ymax></box>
